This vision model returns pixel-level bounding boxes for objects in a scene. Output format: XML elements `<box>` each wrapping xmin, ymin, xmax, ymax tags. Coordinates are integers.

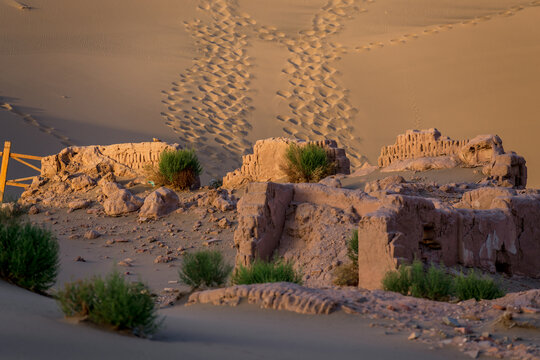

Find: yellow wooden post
<box><xmin>0</xmin><ymin>141</ymin><xmax>12</xmax><ymax>203</ymax></box>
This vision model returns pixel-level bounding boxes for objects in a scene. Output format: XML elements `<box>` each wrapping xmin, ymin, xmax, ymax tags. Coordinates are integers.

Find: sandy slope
<box><xmin>1</xmin><ymin>0</ymin><xmax>539</xmax><ymax>186</ymax></box>
<box><xmin>0</xmin><ymin>280</ymin><xmax>466</xmax><ymax>360</ymax></box>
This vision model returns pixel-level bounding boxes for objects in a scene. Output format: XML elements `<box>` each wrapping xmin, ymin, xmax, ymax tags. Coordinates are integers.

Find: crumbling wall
<box><xmin>358</xmin><ymin>192</ymin><xmax>540</xmax><ymax>289</ymax></box>
<box><xmin>41</xmin><ymin>142</ymin><xmax>181</xmax><ymax>179</ymax></box>
<box><xmin>378</xmin><ymin>129</ymin><xmax>469</xmax><ymax>167</ymax></box>
<box><xmin>223</xmin><ymin>138</ymin><xmax>350</xmax><ymax>189</ymax></box>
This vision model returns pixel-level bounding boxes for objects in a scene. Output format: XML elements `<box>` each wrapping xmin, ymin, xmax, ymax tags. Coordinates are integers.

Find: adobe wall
<box><xmin>41</xmin><ymin>142</ymin><xmax>181</xmax><ymax>179</ymax></box>
<box><xmin>357</xmin><ymin>190</ymin><xmax>540</xmax><ymax>289</ymax></box>
<box><xmin>223</xmin><ymin>137</ymin><xmax>350</xmax><ymax>189</ymax></box>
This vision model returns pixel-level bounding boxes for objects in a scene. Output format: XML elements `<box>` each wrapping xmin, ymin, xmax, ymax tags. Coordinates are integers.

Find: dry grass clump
<box><xmin>333</xmin><ymin>230</ymin><xmax>359</xmax><ymax>286</ymax></box>
<box><xmin>0</xmin><ymin>219</ymin><xmax>58</xmax><ymax>293</ymax></box>
<box><xmin>57</xmin><ymin>271</ymin><xmax>161</xmax><ymax>337</ymax></box>
<box><xmin>147</xmin><ymin>149</ymin><xmax>202</xmax><ymax>190</ymax></box>
<box><xmin>283</xmin><ymin>143</ymin><xmax>334</xmax><ymax>183</ymax></box>
<box><xmin>178</xmin><ymin>250</ymin><xmax>232</xmax><ymax>290</ymax></box>
<box><xmin>232</xmin><ymin>258</ymin><xmax>303</xmax><ymax>285</ymax></box>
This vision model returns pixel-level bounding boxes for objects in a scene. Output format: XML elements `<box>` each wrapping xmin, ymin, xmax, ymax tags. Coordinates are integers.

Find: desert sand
<box><xmin>1</xmin><ymin>0</ymin><xmax>540</xmax><ymax>188</ymax></box>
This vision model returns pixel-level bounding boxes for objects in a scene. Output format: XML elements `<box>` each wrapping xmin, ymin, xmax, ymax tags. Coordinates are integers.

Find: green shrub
<box><xmin>283</xmin><ymin>143</ymin><xmax>334</xmax><ymax>183</ymax></box>
<box><xmin>382</xmin><ymin>264</ymin><xmax>411</xmax><ymax>296</ymax></box>
<box><xmin>232</xmin><ymin>258</ymin><xmax>303</xmax><ymax>285</ymax></box>
<box><xmin>454</xmin><ymin>270</ymin><xmax>504</xmax><ymax>301</ymax></box>
<box><xmin>179</xmin><ymin>250</ymin><xmax>232</xmax><ymax>289</ymax></box>
<box><xmin>153</xmin><ymin>149</ymin><xmax>202</xmax><ymax>190</ymax></box>
<box><xmin>57</xmin><ymin>272</ymin><xmax>160</xmax><ymax>337</ymax></box>
<box><xmin>333</xmin><ymin>230</ymin><xmax>360</xmax><ymax>286</ymax></box>
<box><xmin>347</xmin><ymin>229</ymin><xmax>358</xmax><ymax>264</ymax></box>
<box><xmin>0</xmin><ymin>220</ymin><xmax>58</xmax><ymax>293</ymax></box>
<box><xmin>332</xmin><ymin>262</ymin><xmax>358</xmax><ymax>286</ymax></box>
<box><xmin>382</xmin><ymin>261</ymin><xmax>503</xmax><ymax>302</ymax></box>
<box><xmin>382</xmin><ymin>261</ymin><xmax>452</xmax><ymax>301</ymax></box>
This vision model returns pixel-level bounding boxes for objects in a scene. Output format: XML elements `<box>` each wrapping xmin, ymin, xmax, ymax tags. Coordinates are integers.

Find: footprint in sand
<box><xmin>1</xmin><ymin>101</ymin><xmax>74</xmax><ymax>147</ymax></box>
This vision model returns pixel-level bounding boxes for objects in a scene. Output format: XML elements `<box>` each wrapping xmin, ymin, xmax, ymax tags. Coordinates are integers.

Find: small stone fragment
<box><xmin>74</xmin><ymin>256</ymin><xmax>86</xmax><ymax>262</ymax></box>
<box><xmin>154</xmin><ymin>255</ymin><xmax>174</xmax><ymax>264</ymax></box>
<box><xmin>408</xmin><ymin>332</ymin><xmax>419</xmax><ymax>340</ymax></box>
<box><xmin>84</xmin><ymin>230</ymin><xmax>101</xmax><ymax>239</ymax></box>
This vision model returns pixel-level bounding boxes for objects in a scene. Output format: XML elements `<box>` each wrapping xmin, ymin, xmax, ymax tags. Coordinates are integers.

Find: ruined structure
<box><xmin>41</xmin><ymin>142</ymin><xmax>181</xmax><ymax>179</ymax></box>
<box><xmin>377</xmin><ymin>129</ymin><xmax>527</xmax><ymax>188</ymax></box>
<box><xmin>223</xmin><ymin>138</ymin><xmax>350</xmax><ymax>189</ymax></box>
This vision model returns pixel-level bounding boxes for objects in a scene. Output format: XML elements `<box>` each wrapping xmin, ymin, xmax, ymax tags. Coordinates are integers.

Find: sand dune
<box><xmin>1</xmin><ymin>0</ymin><xmax>539</xmax><ymax>185</ymax></box>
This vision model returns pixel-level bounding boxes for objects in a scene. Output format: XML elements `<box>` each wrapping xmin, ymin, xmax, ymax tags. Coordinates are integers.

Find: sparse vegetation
<box><xmin>453</xmin><ymin>270</ymin><xmax>504</xmax><ymax>301</ymax></box>
<box><xmin>179</xmin><ymin>250</ymin><xmax>232</xmax><ymax>289</ymax></box>
<box><xmin>0</xmin><ymin>201</ymin><xmax>28</xmax><ymax>224</ymax></box>
<box><xmin>283</xmin><ymin>143</ymin><xmax>334</xmax><ymax>183</ymax></box>
<box><xmin>232</xmin><ymin>258</ymin><xmax>303</xmax><ymax>285</ymax></box>
<box><xmin>148</xmin><ymin>149</ymin><xmax>202</xmax><ymax>190</ymax></box>
<box><xmin>333</xmin><ymin>230</ymin><xmax>359</xmax><ymax>286</ymax></box>
<box><xmin>382</xmin><ymin>261</ymin><xmax>504</xmax><ymax>301</ymax></box>
<box><xmin>0</xmin><ymin>220</ymin><xmax>58</xmax><ymax>293</ymax></box>
<box><xmin>57</xmin><ymin>271</ymin><xmax>161</xmax><ymax>337</ymax></box>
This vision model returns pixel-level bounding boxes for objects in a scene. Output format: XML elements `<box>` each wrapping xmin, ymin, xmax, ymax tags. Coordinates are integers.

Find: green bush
<box><xmin>333</xmin><ymin>230</ymin><xmax>360</xmax><ymax>286</ymax></box>
<box><xmin>154</xmin><ymin>149</ymin><xmax>202</xmax><ymax>190</ymax></box>
<box><xmin>283</xmin><ymin>143</ymin><xmax>334</xmax><ymax>183</ymax></box>
<box><xmin>57</xmin><ymin>272</ymin><xmax>161</xmax><ymax>337</ymax></box>
<box><xmin>454</xmin><ymin>270</ymin><xmax>504</xmax><ymax>301</ymax></box>
<box><xmin>382</xmin><ymin>261</ymin><xmax>452</xmax><ymax>301</ymax></box>
<box><xmin>179</xmin><ymin>250</ymin><xmax>232</xmax><ymax>289</ymax></box>
<box><xmin>382</xmin><ymin>261</ymin><xmax>503</xmax><ymax>302</ymax></box>
<box><xmin>232</xmin><ymin>258</ymin><xmax>303</xmax><ymax>285</ymax></box>
<box><xmin>0</xmin><ymin>220</ymin><xmax>58</xmax><ymax>293</ymax></box>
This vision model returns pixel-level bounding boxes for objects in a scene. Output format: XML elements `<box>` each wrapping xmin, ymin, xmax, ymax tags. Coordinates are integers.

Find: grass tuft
<box><xmin>0</xmin><ymin>220</ymin><xmax>58</xmax><ymax>293</ymax></box>
<box><xmin>454</xmin><ymin>270</ymin><xmax>504</xmax><ymax>301</ymax></box>
<box><xmin>57</xmin><ymin>271</ymin><xmax>161</xmax><ymax>337</ymax></box>
<box><xmin>283</xmin><ymin>143</ymin><xmax>334</xmax><ymax>183</ymax></box>
<box><xmin>232</xmin><ymin>258</ymin><xmax>303</xmax><ymax>285</ymax></box>
<box><xmin>147</xmin><ymin>149</ymin><xmax>202</xmax><ymax>190</ymax></box>
<box><xmin>382</xmin><ymin>261</ymin><xmax>504</xmax><ymax>301</ymax></box>
<box><xmin>333</xmin><ymin>230</ymin><xmax>359</xmax><ymax>286</ymax></box>
<box><xmin>178</xmin><ymin>250</ymin><xmax>232</xmax><ymax>290</ymax></box>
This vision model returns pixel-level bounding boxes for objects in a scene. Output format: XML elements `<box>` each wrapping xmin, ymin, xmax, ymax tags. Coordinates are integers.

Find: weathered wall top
<box><xmin>223</xmin><ymin>137</ymin><xmax>350</xmax><ymax>189</ymax></box>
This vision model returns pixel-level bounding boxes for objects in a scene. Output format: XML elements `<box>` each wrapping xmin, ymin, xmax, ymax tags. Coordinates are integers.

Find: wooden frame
<box><xmin>0</xmin><ymin>141</ymin><xmax>43</xmax><ymax>203</ymax></box>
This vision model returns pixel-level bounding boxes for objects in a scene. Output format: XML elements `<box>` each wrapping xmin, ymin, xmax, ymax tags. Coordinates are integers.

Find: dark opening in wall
<box><xmin>495</xmin><ymin>245</ymin><xmax>512</xmax><ymax>275</ymax></box>
<box><xmin>420</xmin><ymin>224</ymin><xmax>441</xmax><ymax>250</ymax></box>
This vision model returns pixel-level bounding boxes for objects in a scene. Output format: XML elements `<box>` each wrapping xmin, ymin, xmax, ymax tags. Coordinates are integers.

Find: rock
<box><xmin>74</xmin><ymin>256</ymin><xmax>86</xmax><ymax>262</ymax></box>
<box><xmin>483</xmin><ymin>152</ymin><xmax>527</xmax><ymax>188</ymax></box>
<box><xmin>154</xmin><ymin>255</ymin><xmax>174</xmax><ymax>264</ymax></box>
<box><xmin>455</xmin><ymin>187</ymin><xmax>515</xmax><ymax>210</ymax></box>
<box><xmin>408</xmin><ymin>332</ymin><xmax>419</xmax><ymax>340</ymax></box>
<box><xmin>459</xmin><ymin>134</ymin><xmax>504</xmax><ymax>166</ymax></box>
<box><xmin>101</xmin><ymin>182</ymin><xmax>143</xmax><ymax>216</ymax></box>
<box><xmin>217</xmin><ymin>217</ymin><xmax>231</xmax><ymax>229</ymax></box>
<box><xmin>68</xmin><ymin>199</ymin><xmax>92</xmax><ymax>211</ymax></box>
<box><xmin>84</xmin><ymin>230</ymin><xmax>101</xmax><ymax>239</ymax></box>
<box><xmin>319</xmin><ymin>176</ymin><xmax>342</xmax><ymax>188</ymax></box>
<box><xmin>139</xmin><ymin>187</ymin><xmax>179</xmax><ymax>220</ymax></box>
<box><xmin>28</xmin><ymin>205</ymin><xmax>40</xmax><ymax>215</ymax></box>
<box><xmin>70</xmin><ymin>174</ymin><xmax>96</xmax><ymax>191</ymax></box>
<box><xmin>118</xmin><ymin>258</ymin><xmax>133</xmax><ymax>267</ymax></box>
<box><xmin>381</xmin><ymin>156</ymin><xmax>459</xmax><ymax>172</ymax></box>
<box><xmin>223</xmin><ymin>137</ymin><xmax>351</xmax><ymax>189</ymax></box>
<box><xmin>203</xmin><ymin>239</ymin><xmax>221</xmax><ymax>246</ymax></box>
<box><xmin>364</xmin><ymin>175</ymin><xmax>405</xmax><ymax>193</ymax></box>
<box><xmin>464</xmin><ymin>350</ymin><xmax>479</xmax><ymax>359</ymax></box>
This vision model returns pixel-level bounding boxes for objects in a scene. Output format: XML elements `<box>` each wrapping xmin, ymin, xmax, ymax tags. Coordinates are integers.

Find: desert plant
<box><xmin>232</xmin><ymin>258</ymin><xmax>303</xmax><ymax>285</ymax></box>
<box><xmin>333</xmin><ymin>230</ymin><xmax>360</xmax><ymax>286</ymax></box>
<box><xmin>57</xmin><ymin>271</ymin><xmax>160</xmax><ymax>337</ymax></box>
<box><xmin>179</xmin><ymin>250</ymin><xmax>232</xmax><ymax>289</ymax></box>
<box><xmin>382</xmin><ymin>261</ymin><xmax>452</xmax><ymax>301</ymax></box>
<box><xmin>333</xmin><ymin>262</ymin><xmax>358</xmax><ymax>286</ymax></box>
<box><xmin>150</xmin><ymin>149</ymin><xmax>202</xmax><ymax>190</ymax></box>
<box><xmin>0</xmin><ymin>201</ymin><xmax>28</xmax><ymax>223</ymax></box>
<box><xmin>382</xmin><ymin>263</ymin><xmax>412</xmax><ymax>296</ymax></box>
<box><xmin>453</xmin><ymin>270</ymin><xmax>504</xmax><ymax>301</ymax></box>
<box><xmin>0</xmin><ymin>220</ymin><xmax>58</xmax><ymax>293</ymax></box>
<box><xmin>283</xmin><ymin>143</ymin><xmax>334</xmax><ymax>183</ymax></box>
